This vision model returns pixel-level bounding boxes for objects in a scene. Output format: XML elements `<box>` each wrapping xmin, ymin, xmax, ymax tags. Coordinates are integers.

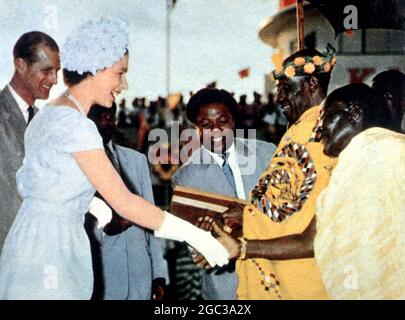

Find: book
<box><xmin>170</xmin><ymin>185</ymin><xmax>248</xmax><ymax>236</ymax></box>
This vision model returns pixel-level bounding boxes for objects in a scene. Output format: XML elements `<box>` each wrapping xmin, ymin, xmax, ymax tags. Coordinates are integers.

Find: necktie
<box><xmin>27</xmin><ymin>106</ymin><xmax>34</xmax><ymax>124</ymax></box>
<box><xmin>221</xmin><ymin>152</ymin><xmax>237</xmax><ymax>194</ymax></box>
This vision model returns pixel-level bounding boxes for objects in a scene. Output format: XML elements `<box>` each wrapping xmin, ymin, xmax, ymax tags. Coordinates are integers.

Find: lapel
<box><xmin>235</xmin><ymin>138</ymin><xmax>258</xmax><ymax>196</ymax></box>
<box><xmin>0</xmin><ymin>86</ymin><xmax>27</xmax><ymax>149</ymax></box>
<box><xmin>190</xmin><ymin>147</ymin><xmax>236</xmax><ymax>196</ymax></box>
<box><xmin>114</xmin><ymin>145</ymin><xmax>141</xmax><ymax>196</ymax></box>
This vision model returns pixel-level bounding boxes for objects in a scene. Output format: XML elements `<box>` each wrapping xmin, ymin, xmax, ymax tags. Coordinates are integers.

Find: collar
<box><xmin>8</xmin><ymin>84</ymin><xmax>34</xmax><ymax>123</ymax></box>
<box><xmin>106</xmin><ymin>140</ymin><xmax>114</xmax><ymax>150</ymax></box>
<box><xmin>8</xmin><ymin>84</ymin><xmax>32</xmax><ymax>110</ymax></box>
<box><xmin>203</xmin><ymin>142</ymin><xmax>236</xmax><ymax>167</ymax></box>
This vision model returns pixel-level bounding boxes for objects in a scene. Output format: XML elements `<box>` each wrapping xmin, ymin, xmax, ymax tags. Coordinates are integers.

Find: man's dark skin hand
<box><xmin>222</xmin><ymin>202</ymin><xmax>244</xmax><ymax>238</ymax></box>
<box><xmin>192</xmin><ymin>215</ymin><xmax>317</xmax><ymax>269</ymax></box>
<box><xmin>151</xmin><ymin>278</ymin><xmax>166</xmax><ymax>300</ymax></box>
<box><xmin>191</xmin><ymin>216</ymin><xmax>240</xmax><ymax>269</ymax></box>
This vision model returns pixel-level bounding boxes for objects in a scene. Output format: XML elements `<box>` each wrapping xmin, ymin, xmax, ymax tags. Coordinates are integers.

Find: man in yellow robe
<box><xmin>234</xmin><ymin>46</ymin><xmax>337</xmax><ymax>299</ymax></box>
<box><xmin>193</xmin><ymin>46</ymin><xmax>338</xmax><ymax>299</ymax></box>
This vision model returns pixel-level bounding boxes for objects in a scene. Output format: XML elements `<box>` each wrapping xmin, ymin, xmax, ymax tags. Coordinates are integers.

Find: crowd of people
<box><xmin>0</xmin><ymin>17</ymin><xmax>404</xmax><ymax>301</ymax></box>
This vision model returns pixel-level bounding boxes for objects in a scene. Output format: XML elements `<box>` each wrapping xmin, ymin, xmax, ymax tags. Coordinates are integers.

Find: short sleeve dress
<box><xmin>0</xmin><ymin>105</ymin><xmax>103</xmax><ymax>299</ymax></box>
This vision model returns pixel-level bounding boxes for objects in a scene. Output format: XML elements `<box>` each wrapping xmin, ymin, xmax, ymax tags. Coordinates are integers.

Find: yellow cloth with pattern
<box><xmin>314</xmin><ymin>127</ymin><xmax>405</xmax><ymax>299</ymax></box>
<box><xmin>236</xmin><ymin>105</ymin><xmax>337</xmax><ymax>300</ymax></box>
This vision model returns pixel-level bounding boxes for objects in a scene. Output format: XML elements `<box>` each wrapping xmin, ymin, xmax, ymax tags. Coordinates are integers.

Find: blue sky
<box><xmin>0</xmin><ymin>0</ymin><xmax>278</xmax><ymax>104</ymax></box>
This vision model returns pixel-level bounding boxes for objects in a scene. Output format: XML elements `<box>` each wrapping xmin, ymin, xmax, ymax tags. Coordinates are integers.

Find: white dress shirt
<box><xmin>204</xmin><ymin>142</ymin><xmax>246</xmax><ymax>199</ymax></box>
<box><xmin>8</xmin><ymin>84</ymin><xmax>33</xmax><ymax>124</ymax></box>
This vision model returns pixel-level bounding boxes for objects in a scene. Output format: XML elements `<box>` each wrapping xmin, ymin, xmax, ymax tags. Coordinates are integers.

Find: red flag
<box><xmin>238</xmin><ymin>68</ymin><xmax>250</xmax><ymax>79</ymax></box>
<box><xmin>344</xmin><ymin>29</ymin><xmax>354</xmax><ymax>37</ymax></box>
<box><xmin>279</xmin><ymin>0</ymin><xmax>296</xmax><ymax>9</ymax></box>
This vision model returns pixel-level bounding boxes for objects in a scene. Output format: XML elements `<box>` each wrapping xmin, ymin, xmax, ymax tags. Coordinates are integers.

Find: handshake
<box><xmin>155</xmin><ymin>202</ymin><xmax>245</xmax><ymax>268</ymax></box>
<box><xmin>190</xmin><ymin>202</ymin><xmax>245</xmax><ymax>269</ymax></box>
<box><xmin>88</xmin><ymin>196</ymin><xmax>245</xmax><ymax>268</ymax></box>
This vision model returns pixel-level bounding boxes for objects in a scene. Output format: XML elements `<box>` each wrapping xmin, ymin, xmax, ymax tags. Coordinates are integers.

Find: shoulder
<box><xmin>115</xmin><ymin>144</ymin><xmax>140</xmax><ymax>157</ymax></box>
<box><xmin>178</xmin><ymin>146</ymin><xmax>206</xmax><ymax>168</ymax></box>
<box><xmin>235</xmin><ymin>137</ymin><xmax>276</xmax><ymax>156</ymax></box>
<box><xmin>291</xmin><ymin>105</ymin><xmax>321</xmax><ymax>129</ymax></box>
<box><xmin>115</xmin><ymin>144</ymin><xmax>148</xmax><ymax>164</ymax></box>
<box><xmin>36</xmin><ymin>106</ymin><xmax>103</xmax><ymax>152</ymax></box>
<box><xmin>0</xmin><ymin>85</ymin><xmax>10</xmax><ymax>98</ymax></box>
<box><xmin>43</xmin><ymin>106</ymin><xmax>98</xmax><ymax>132</ymax></box>
<box><xmin>172</xmin><ymin>149</ymin><xmax>205</xmax><ymax>183</ymax></box>
<box><xmin>343</xmin><ymin>127</ymin><xmax>405</xmax><ymax>161</ymax></box>
<box><xmin>172</xmin><ymin>162</ymin><xmax>192</xmax><ymax>183</ymax></box>
<box><xmin>0</xmin><ymin>86</ymin><xmax>14</xmax><ymax>109</ymax></box>
<box><xmin>302</xmin><ymin>105</ymin><xmax>322</xmax><ymax>120</ymax></box>
<box><xmin>254</xmin><ymin>139</ymin><xmax>276</xmax><ymax>153</ymax></box>
<box><xmin>0</xmin><ymin>87</ymin><xmax>7</xmax><ymax>102</ymax></box>
<box><xmin>41</xmin><ymin>105</ymin><xmax>80</xmax><ymax>120</ymax></box>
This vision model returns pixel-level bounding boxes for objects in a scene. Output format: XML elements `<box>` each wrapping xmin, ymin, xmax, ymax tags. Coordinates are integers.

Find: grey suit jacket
<box><xmin>0</xmin><ymin>86</ymin><xmax>38</xmax><ymax>252</ymax></box>
<box><xmin>172</xmin><ymin>137</ymin><xmax>276</xmax><ymax>300</ymax></box>
<box><xmin>92</xmin><ymin>145</ymin><xmax>168</xmax><ymax>300</ymax></box>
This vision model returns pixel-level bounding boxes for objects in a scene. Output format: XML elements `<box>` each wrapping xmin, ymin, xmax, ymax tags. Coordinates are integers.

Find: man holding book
<box><xmin>172</xmin><ymin>88</ymin><xmax>276</xmax><ymax>300</ymax></box>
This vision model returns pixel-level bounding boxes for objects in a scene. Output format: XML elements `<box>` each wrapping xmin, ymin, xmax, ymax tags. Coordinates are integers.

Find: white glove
<box><xmin>88</xmin><ymin>197</ymin><xmax>113</xmax><ymax>229</ymax></box>
<box><xmin>155</xmin><ymin>211</ymin><xmax>229</xmax><ymax>268</ymax></box>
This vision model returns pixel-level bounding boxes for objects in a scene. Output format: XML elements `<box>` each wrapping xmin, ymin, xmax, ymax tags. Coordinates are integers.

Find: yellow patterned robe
<box><xmin>236</xmin><ymin>105</ymin><xmax>337</xmax><ymax>300</ymax></box>
<box><xmin>314</xmin><ymin>128</ymin><xmax>405</xmax><ymax>299</ymax></box>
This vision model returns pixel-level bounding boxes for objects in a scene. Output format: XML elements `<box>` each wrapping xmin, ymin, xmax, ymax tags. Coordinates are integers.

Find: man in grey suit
<box><xmin>172</xmin><ymin>88</ymin><xmax>276</xmax><ymax>300</ymax></box>
<box><xmin>0</xmin><ymin>31</ymin><xmax>60</xmax><ymax>251</ymax></box>
<box><xmin>86</xmin><ymin>104</ymin><xmax>169</xmax><ymax>300</ymax></box>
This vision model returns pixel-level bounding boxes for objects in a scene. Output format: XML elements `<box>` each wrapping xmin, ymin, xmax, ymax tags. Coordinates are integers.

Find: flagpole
<box><xmin>166</xmin><ymin>0</ymin><xmax>171</xmax><ymax>104</ymax></box>
<box><xmin>296</xmin><ymin>0</ymin><xmax>305</xmax><ymax>50</ymax></box>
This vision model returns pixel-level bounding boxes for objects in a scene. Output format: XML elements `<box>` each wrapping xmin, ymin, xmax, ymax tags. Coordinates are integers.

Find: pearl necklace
<box><xmin>64</xmin><ymin>92</ymin><xmax>86</xmax><ymax>115</ymax></box>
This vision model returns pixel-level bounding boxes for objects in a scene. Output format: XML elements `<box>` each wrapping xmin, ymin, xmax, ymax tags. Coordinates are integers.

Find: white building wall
<box><xmin>264</xmin><ymin>8</ymin><xmax>405</xmax><ymax>94</ymax></box>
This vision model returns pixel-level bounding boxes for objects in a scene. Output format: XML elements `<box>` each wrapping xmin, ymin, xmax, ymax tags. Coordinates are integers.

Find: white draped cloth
<box><xmin>314</xmin><ymin>127</ymin><xmax>405</xmax><ymax>299</ymax></box>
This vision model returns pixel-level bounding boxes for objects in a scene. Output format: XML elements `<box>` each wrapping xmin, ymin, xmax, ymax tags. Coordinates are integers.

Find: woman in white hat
<box><xmin>0</xmin><ymin>18</ymin><xmax>228</xmax><ymax>299</ymax></box>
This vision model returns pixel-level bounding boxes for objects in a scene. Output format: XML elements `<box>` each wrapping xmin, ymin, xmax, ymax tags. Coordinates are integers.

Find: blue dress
<box><xmin>0</xmin><ymin>106</ymin><xmax>103</xmax><ymax>299</ymax></box>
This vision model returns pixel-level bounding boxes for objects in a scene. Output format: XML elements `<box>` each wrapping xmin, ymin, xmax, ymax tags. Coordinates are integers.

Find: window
<box><xmin>338</xmin><ymin>30</ymin><xmax>362</xmax><ymax>54</ymax></box>
<box><xmin>338</xmin><ymin>29</ymin><xmax>405</xmax><ymax>54</ymax></box>
<box><xmin>366</xmin><ymin>29</ymin><xmax>405</xmax><ymax>54</ymax></box>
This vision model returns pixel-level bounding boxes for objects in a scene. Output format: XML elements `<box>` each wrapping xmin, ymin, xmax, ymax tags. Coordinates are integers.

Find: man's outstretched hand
<box><xmin>192</xmin><ymin>216</ymin><xmax>240</xmax><ymax>269</ymax></box>
<box><xmin>222</xmin><ymin>202</ymin><xmax>244</xmax><ymax>237</ymax></box>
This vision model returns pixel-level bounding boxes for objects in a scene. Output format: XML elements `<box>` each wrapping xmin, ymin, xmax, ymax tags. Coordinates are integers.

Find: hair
<box><xmin>325</xmin><ymin>83</ymin><xmax>392</xmax><ymax>130</ymax></box>
<box><xmin>63</xmin><ymin>49</ymin><xmax>129</xmax><ymax>87</ymax></box>
<box><xmin>63</xmin><ymin>69</ymin><xmax>92</xmax><ymax>87</ymax></box>
<box><xmin>13</xmin><ymin>31</ymin><xmax>59</xmax><ymax>64</ymax></box>
<box><xmin>186</xmin><ymin>88</ymin><xmax>238</xmax><ymax>124</ymax></box>
<box><xmin>371</xmin><ymin>70</ymin><xmax>405</xmax><ymax>99</ymax></box>
<box><xmin>283</xmin><ymin>49</ymin><xmax>331</xmax><ymax>94</ymax></box>
<box><xmin>87</xmin><ymin>102</ymin><xmax>117</xmax><ymax>122</ymax></box>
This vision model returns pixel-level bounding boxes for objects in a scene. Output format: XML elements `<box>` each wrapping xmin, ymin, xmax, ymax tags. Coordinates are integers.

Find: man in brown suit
<box><xmin>0</xmin><ymin>31</ymin><xmax>60</xmax><ymax>251</ymax></box>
